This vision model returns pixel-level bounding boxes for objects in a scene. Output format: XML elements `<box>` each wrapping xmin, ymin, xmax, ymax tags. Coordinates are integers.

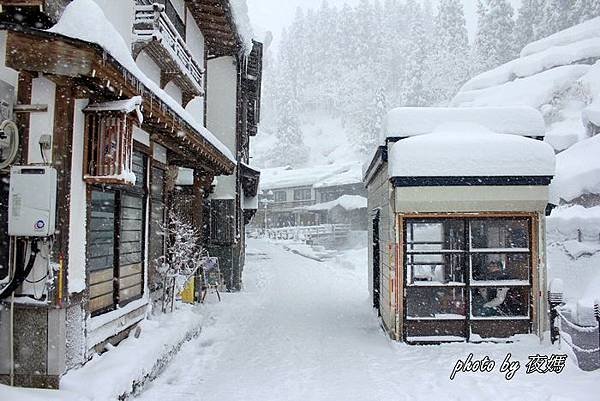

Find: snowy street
<box><xmin>136</xmin><ymin>239</ymin><xmax>598</xmax><ymax>401</ymax></box>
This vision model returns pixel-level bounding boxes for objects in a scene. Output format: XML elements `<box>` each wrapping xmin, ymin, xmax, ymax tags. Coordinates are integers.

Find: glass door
<box><xmin>404</xmin><ymin>216</ymin><xmax>533</xmax><ymax>342</ymax></box>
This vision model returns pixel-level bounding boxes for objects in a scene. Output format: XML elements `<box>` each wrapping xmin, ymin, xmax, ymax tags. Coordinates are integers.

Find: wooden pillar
<box><xmin>52</xmin><ymin>83</ymin><xmax>75</xmax><ymax>304</ymax></box>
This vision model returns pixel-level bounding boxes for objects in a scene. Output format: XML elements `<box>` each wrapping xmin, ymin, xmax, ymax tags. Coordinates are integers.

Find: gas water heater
<box><xmin>8</xmin><ymin>166</ymin><xmax>57</xmax><ymax>237</ymax></box>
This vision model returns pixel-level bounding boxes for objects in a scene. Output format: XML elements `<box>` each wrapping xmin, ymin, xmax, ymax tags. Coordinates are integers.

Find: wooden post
<box><xmin>52</xmin><ymin>83</ymin><xmax>75</xmax><ymax>303</ymax></box>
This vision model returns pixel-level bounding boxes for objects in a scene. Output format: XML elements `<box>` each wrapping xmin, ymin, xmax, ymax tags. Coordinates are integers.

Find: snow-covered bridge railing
<box><xmin>259</xmin><ymin>224</ymin><xmax>351</xmax><ymax>244</ymax></box>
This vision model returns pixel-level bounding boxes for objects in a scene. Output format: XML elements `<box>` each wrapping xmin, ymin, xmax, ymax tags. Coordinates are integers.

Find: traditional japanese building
<box><xmin>256</xmin><ymin>162</ymin><xmax>366</xmax><ymax>229</ymax></box>
<box><xmin>364</xmin><ymin>107</ymin><xmax>556</xmax><ymax>343</ymax></box>
<box><xmin>0</xmin><ymin>0</ymin><xmax>261</xmax><ymax>388</ymax></box>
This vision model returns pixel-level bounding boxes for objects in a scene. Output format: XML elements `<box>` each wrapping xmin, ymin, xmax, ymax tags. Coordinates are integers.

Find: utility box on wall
<box><xmin>8</xmin><ymin>166</ymin><xmax>57</xmax><ymax>237</ymax></box>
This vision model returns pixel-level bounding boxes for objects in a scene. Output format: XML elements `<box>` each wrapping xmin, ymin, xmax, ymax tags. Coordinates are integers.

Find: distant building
<box><xmin>255</xmin><ymin>163</ymin><xmax>367</xmax><ymax>230</ymax></box>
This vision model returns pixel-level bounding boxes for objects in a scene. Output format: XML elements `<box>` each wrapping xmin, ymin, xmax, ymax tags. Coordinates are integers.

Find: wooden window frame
<box><xmin>83</xmin><ymin>111</ymin><xmax>137</xmax><ymax>186</ymax></box>
<box><xmin>87</xmin><ymin>150</ymin><xmax>148</xmax><ymax>316</ymax></box>
<box><xmin>400</xmin><ymin>213</ymin><xmax>537</xmax><ymax>342</ymax></box>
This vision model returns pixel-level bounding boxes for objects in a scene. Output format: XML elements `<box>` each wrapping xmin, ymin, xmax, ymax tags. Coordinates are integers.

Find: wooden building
<box><xmin>255</xmin><ymin>163</ymin><xmax>366</xmax><ymax>229</ymax></box>
<box><xmin>364</xmin><ymin>107</ymin><xmax>556</xmax><ymax>343</ymax></box>
<box><xmin>0</xmin><ymin>0</ymin><xmax>260</xmax><ymax>388</ymax></box>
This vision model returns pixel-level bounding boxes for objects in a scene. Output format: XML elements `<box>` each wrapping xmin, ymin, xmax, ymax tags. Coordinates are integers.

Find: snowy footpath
<box><xmin>135</xmin><ymin>239</ymin><xmax>598</xmax><ymax>401</ymax></box>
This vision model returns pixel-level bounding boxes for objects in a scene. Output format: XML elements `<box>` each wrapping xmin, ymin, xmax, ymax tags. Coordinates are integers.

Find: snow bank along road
<box><xmin>136</xmin><ymin>239</ymin><xmax>598</xmax><ymax>401</ymax></box>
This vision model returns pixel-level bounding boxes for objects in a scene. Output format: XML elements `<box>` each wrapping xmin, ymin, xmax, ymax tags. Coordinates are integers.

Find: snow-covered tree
<box><xmin>156</xmin><ymin>211</ymin><xmax>206</xmax><ymax>313</ymax></box>
<box><xmin>401</xmin><ymin>0</ymin><xmax>431</xmax><ymax>106</ymax></box>
<box><xmin>427</xmin><ymin>0</ymin><xmax>470</xmax><ymax>104</ymax></box>
<box><xmin>514</xmin><ymin>0</ymin><xmax>545</xmax><ymax>50</ymax></box>
<box><xmin>474</xmin><ymin>0</ymin><xmax>517</xmax><ymax>72</ymax></box>
<box><xmin>271</xmin><ymin>96</ymin><xmax>309</xmax><ymax>168</ymax></box>
<box><xmin>571</xmin><ymin>0</ymin><xmax>600</xmax><ymax>24</ymax></box>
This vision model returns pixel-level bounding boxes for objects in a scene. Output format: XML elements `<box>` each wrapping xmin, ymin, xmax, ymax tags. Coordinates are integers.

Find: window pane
<box><xmin>407</xmin><ymin>220</ymin><xmax>465</xmax><ymax>251</ymax></box>
<box><xmin>471</xmin><ymin>253</ymin><xmax>530</xmax><ymax>282</ymax></box>
<box><xmin>407</xmin><ymin>253</ymin><xmax>465</xmax><ymax>284</ymax></box>
<box><xmin>470</xmin><ymin>219</ymin><xmax>529</xmax><ymax>249</ymax></box>
<box><xmin>471</xmin><ymin>287</ymin><xmax>530</xmax><ymax>318</ymax></box>
<box><xmin>406</xmin><ymin>287</ymin><xmax>466</xmax><ymax>319</ymax></box>
<box><xmin>89</xmin><ymin>190</ymin><xmax>115</xmax><ymax>272</ymax></box>
<box><xmin>293</xmin><ymin>188</ymin><xmax>311</xmax><ymax>201</ymax></box>
<box><xmin>119</xmin><ymin>194</ymin><xmax>144</xmax><ymax>266</ymax></box>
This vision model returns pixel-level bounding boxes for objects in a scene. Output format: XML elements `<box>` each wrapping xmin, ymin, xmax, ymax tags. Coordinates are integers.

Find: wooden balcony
<box><xmin>133</xmin><ymin>2</ymin><xmax>204</xmax><ymax>105</ymax></box>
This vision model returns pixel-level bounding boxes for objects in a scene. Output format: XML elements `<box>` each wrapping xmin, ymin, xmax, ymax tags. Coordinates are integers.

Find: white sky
<box><xmin>247</xmin><ymin>0</ymin><xmax>523</xmax><ymax>46</ymax></box>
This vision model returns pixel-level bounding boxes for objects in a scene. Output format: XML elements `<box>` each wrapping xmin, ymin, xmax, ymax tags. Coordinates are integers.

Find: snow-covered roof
<box><xmin>48</xmin><ymin>0</ymin><xmax>235</xmax><ymax>163</ymax></box>
<box><xmin>550</xmin><ymin>134</ymin><xmax>600</xmax><ymax>203</ymax></box>
<box><xmin>229</xmin><ymin>0</ymin><xmax>255</xmax><ymax>54</ymax></box>
<box><xmin>521</xmin><ymin>17</ymin><xmax>600</xmax><ymax>58</ymax></box>
<box><xmin>84</xmin><ymin>96</ymin><xmax>143</xmax><ymax>123</ymax></box>
<box><xmin>260</xmin><ymin>163</ymin><xmax>363</xmax><ymax>191</ymax></box>
<box><xmin>388</xmin><ymin>123</ymin><xmax>556</xmax><ymax>178</ymax></box>
<box><xmin>305</xmin><ymin>195</ymin><xmax>367</xmax><ymax>212</ymax></box>
<box><xmin>383</xmin><ymin>107</ymin><xmax>546</xmax><ymax>140</ymax></box>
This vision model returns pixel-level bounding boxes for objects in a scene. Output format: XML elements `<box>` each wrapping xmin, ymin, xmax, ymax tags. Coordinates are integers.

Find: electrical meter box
<box><xmin>8</xmin><ymin>166</ymin><xmax>57</xmax><ymax>237</ymax></box>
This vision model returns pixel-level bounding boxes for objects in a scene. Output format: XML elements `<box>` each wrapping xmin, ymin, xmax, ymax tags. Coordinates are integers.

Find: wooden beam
<box><xmin>6</xmin><ymin>32</ymin><xmax>94</xmax><ymax>77</ymax></box>
<box><xmin>13</xmin><ymin>104</ymin><xmax>48</xmax><ymax>113</ymax></box>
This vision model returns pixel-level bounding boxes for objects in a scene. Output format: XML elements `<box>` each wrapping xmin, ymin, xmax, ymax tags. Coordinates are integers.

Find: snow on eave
<box><xmin>260</xmin><ymin>163</ymin><xmax>362</xmax><ymax>191</ymax></box>
<box><xmin>228</xmin><ymin>0</ymin><xmax>254</xmax><ymax>54</ymax></box>
<box><xmin>84</xmin><ymin>96</ymin><xmax>143</xmax><ymax>123</ymax></box>
<box><xmin>47</xmin><ymin>0</ymin><xmax>235</xmax><ymax>165</ymax></box>
<box><xmin>521</xmin><ymin>17</ymin><xmax>600</xmax><ymax>58</ymax></box>
<box><xmin>388</xmin><ymin>123</ymin><xmax>556</xmax><ymax>179</ymax></box>
<box><xmin>305</xmin><ymin>195</ymin><xmax>367</xmax><ymax>212</ymax></box>
<box><xmin>383</xmin><ymin>107</ymin><xmax>546</xmax><ymax>141</ymax></box>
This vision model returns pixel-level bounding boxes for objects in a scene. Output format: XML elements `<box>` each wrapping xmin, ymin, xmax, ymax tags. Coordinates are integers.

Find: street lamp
<box><xmin>260</xmin><ymin>190</ymin><xmax>274</xmax><ymax>235</ymax></box>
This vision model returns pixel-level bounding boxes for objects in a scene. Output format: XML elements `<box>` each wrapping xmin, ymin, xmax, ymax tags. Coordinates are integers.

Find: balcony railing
<box><xmin>133</xmin><ymin>2</ymin><xmax>204</xmax><ymax>100</ymax></box>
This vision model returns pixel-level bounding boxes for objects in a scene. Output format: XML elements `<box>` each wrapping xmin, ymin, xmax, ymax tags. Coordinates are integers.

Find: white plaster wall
<box><xmin>171</xmin><ymin>0</ymin><xmax>186</xmax><ymax>19</ymax></box>
<box><xmin>28</xmin><ymin>77</ymin><xmax>56</xmax><ymax>164</ymax></box>
<box><xmin>136</xmin><ymin>51</ymin><xmax>161</xmax><ymax>87</ymax></box>
<box><xmin>0</xmin><ymin>32</ymin><xmax>18</xmax><ymax>90</ymax></box>
<box><xmin>185</xmin><ymin>13</ymin><xmax>205</xmax><ymax>66</ymax></box>
<box><xmin>206</xmin><ymin>56</ymin><xmax>237</xmax><ymax>153</ymax></box>
<box><xmin>133</xmin><ymin>126</ymin><xmax>150</xmax><ymax>146</ymax></box>
<box><xmin>68</xmin><ymin>99</ymin><xmax>89</xmax><ymax>294</ymax></box>
<box><xmin>152</xmin><ymin>143</ymin><xmax>167</xmax><ymax>164</ymax></box>
<box><xmin>164</xmin><ymin>81</ymin><xmax>182</xmax><ymax>106</ymax></box>
<box><xmin>93</xmin><ymin>0</ymin><xmax>135</xmax><ymax>48</ymax></box>
<box><xmin>185</xmin><ymin>96</ymin><xmax>204</xmax><ymax>126</ymax></box>
<box><xmin>206</xmin><ymin>56</ymin><xmax>238</xmax><ymax>201</ymax></box>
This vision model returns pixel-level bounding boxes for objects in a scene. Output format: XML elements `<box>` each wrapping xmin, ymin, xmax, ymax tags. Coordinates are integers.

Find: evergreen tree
<box><xmin>539</xmin><ymin>0</ymin><xmax>573</xmax><ymax>37</ymax></box>
<box><xmin>401</xmin><ymin>0</ymin><xmax>431</xmax><ymax>106</ymax></box>
<box><xmin>271</xmin><ymin>96</ymin><xmax>309</xmax><ymax>168</ymax></box>
<box><xmin>572</xmin><ymin>0</ymin><xmax>600</xmax><ymax>24</ymax></box>
<box><xmin>474</xmin><ymin>0</ymin><xmax>517</xmax><ymax>73</ymax></box>
<box><xmin>514</xmin><ymin>0</ymin><xmax>545</xmax><ymax>50</ymax></box>
<box><xmin>427</xmin><ymin>0</ymin><xmax>470</xmax><ymax>104</ymax></box>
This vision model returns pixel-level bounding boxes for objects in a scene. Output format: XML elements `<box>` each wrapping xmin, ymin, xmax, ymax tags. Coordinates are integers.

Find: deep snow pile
<box><xmin>388</xmin><ymin>123</ymin><xmax>555</xmax><ymax>178</ymax></box>
<box><xmin>383</xmin><ymin>106</ymin><xmax>545</xmax><ymax>139</ymax></box>
<box><xmin>305</xmin><ymin>195</ymin><xmax>367</xmax><ymax>211</ymax></box>
<box><xmin>453</xmin><ymin>17</ymin><xmax>600</xmax><ymax>153</ymax></box>
<box><xmin>550</xmin><ymin>134</ymin><xmax>600</xmax><ymax>203</ymax></box>
<box><xmin>134</xmin><ymin>239</ymin><xmax>599</xmax><ymax>401</ymax></box>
